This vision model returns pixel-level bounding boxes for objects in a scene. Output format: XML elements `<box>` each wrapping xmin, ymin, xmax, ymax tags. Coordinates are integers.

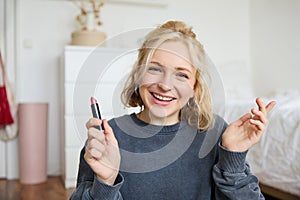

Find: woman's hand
<box><xmin>84</xmin><ymin>118</ymin><xmax>121</xmax><ymax>186</ymax></box>
<box><xmin>222</xmin><ymin>98</ymin><xmax>276</xmax><ymax>152</ymax></box>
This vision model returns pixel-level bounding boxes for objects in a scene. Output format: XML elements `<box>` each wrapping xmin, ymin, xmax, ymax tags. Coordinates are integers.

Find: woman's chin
<box><xmin>148</xmin><ymin>107</ymin><xmax>178</xmax><ymax>125</ymax></box>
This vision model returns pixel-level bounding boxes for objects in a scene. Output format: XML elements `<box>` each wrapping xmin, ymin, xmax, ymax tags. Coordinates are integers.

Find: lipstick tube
<box><xmin>90</xmin><ymin>97</ymin><xmax>104</xmax><ymax>130</ymax></box>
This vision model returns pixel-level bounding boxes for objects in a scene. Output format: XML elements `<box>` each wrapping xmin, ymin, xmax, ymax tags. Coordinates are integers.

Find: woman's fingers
<box><xmin>256</xmin><ymin>98</ymin><xmax>266</xmax><ymax>114</ymax></box>
<box><xmin>86</xmin><ymin>146</ymin><xmax>103</xmax><ymax>160</ymax></box>
<box><xmin>88</xmin><ymin>127</ymin><xmax>106</xmax><ymax>143</ymax></box>
<box><xmin>86</xmin><ymin>133</ymin><xmax>107</xmax><ymax>160</ymax></box>
<box><xmin>251</xmin><ymin>98</ymin><xmax>276</xmax><ymax>132</ymax></box>
<box><xmin>256</xmin><ymin>98</ymin><xmax>276</xmax><ymax>115</ymax></box>
<box><xmin>233</xmin><ymin>113</ymin><xmax>252</xmax><ymax>126</ymax></box>
<box><xmin>86</xmin><ymin>117</ymin><xmax>102</xmax><ymax>129</ymax></box>
<box><xmin>253</xmin><ymin>98</ymin><xmax>276</xmax><ymax>127</ymax></box>
<box><xmin>85</xmin><ymin>117</ymin><xmax>108</xmax><ymax>161</ymax></box>
<box><xmin>249</xmin><ymin>118</ymin><xmax>265</xmax><ymax>131</ymax></box>
<box><xmin>265</xmin><ymin>101</ymin><xmax>276</xmax><ymax>113</ymax></box>
<box><xmin>86</xmin><ymin>140</ymin><xmax>105</xmax><ymax>160</ymax></box>
<box><xmin>88</xmin><ymin>138</ymin><xmax>106</xmax><ymax>152</ymax></box>
<box><xmin>102</xmin><ymin>119</ymin><xmax>119</xmax><ymax>145</ymax></box>
<box><xmin>251</xmin><ymin>109</ymin><xmax>268</xmax><ymax>125</ymax></box>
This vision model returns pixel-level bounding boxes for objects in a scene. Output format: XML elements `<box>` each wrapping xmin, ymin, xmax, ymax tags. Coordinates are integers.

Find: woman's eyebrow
<box><xmin>150</xmin><ymin>61</ymin><xmax>193</xmax><ymax>74</ymax></box>
<box><xmin>175</xmin><ymin>67</ymin><xmax>193</xmax><ymax>74</ymax></box>
<box><xmin>150</xmin><ymin>61</ymin><xmax>165</xmax><ymax>68</ymax></box>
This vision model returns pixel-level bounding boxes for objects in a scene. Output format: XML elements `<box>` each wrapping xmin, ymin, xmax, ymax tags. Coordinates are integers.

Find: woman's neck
<box><xmin>136</xmin><ymin>109</ymin><xmax>179</xmax><ymax>126</ymax></box>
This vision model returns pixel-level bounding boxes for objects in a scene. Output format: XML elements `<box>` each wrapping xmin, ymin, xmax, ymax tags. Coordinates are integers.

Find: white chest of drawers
<box><xmin>60</xmin><ymin>46</ymin><xmax>137</xmax><ymax>188</ymax></box>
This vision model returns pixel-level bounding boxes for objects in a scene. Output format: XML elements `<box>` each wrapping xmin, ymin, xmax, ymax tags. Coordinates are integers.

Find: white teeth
<box><xmin>153</xmin><ymin>93</ymin><xmax>173</xmax><ymax>101</ymax></box>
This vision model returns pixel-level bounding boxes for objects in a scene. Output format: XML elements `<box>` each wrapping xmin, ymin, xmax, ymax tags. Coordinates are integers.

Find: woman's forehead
<box><xmin>151</xmin><ymin>41</ymin><xmax>195</xmax><ymax>72</ymax></box>
<box><xmin>155</xmin><ymin>41</ymin><xmax>191</xmax><ymax>61</ymax></box>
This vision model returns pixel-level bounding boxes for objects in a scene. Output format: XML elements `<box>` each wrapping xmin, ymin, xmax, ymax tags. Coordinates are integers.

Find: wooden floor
<box><xmin>0</xmin><ymin>176</ymin><xmax>298</xmax><ymax>200</ymax></box>
<box><xmin>259</xmin><ymin>183</ymin><xmax>300</xmax><ymax>200</ymax></box>
<box><xmin>0</xmin><ymin>176</ymin><xmax>74</xmax><ymax>200</ymax></box>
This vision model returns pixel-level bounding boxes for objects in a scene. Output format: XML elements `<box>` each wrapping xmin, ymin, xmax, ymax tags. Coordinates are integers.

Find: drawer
<box><xmin>63</xmin><ymin>48</ymin><xmax>136</xmax><ymax>83</ymax></box>
<box><xmin>63</xmin><ymin>50</ymin><xmax>90</xmax><ymax>82</ymax></box>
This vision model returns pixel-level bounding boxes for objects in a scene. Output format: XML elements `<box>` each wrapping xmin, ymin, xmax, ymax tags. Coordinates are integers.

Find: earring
<box><xmin>134</xmin><ymin>86</ymin><xmax>139</xmax><ymax>96</ymax></box>
<box><xmin>187</xmin><ymin>98</ymin><xmax>194</xmax><ymax>107</ymax></box>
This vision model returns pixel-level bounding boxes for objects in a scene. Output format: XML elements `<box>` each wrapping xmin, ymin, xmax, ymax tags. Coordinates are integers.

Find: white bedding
<box><xmin>223</xmin><ymin>90</ymin><xmax>300</xmax><ymax>197</ymax></box>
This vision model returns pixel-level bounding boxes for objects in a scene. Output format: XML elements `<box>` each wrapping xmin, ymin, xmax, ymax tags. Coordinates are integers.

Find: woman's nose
<box><xmin>157</xmin><ymin>74</ymin><xmax>173</xmax><ymax>91</ymax></box>
<box><xmin>157</xmin><ymin>82</ymin><xmax>171</xmax><ymax>91</ymax></box>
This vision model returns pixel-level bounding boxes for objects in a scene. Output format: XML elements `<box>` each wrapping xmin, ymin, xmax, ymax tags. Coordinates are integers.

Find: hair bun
<box><xmin>160</xmin><ymin>20</ymin><xmax>196</xmax><ymax>39</ymax></box>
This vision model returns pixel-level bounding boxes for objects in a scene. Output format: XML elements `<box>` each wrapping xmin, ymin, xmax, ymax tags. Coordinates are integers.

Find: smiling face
<box><xmin>138</xmin><ymin>40</ymin><xmax>196</xmax><ymax>125</ymax></box>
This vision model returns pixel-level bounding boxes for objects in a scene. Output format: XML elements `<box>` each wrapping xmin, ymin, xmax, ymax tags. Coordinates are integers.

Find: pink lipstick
<box><xmin>90</xmin><ymin>97</ymin><xmax>104</xmax><ymax>130</ymax></box>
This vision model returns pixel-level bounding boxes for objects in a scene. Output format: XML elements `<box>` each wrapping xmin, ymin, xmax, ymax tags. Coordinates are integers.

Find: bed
<box><xmin>217</xmin><ymin>61</ymin><xmax>300</xmax><ymax>199</ymax></box>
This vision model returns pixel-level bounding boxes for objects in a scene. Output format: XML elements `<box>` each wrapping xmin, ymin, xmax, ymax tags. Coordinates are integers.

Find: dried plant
<box><xmin>73</xmin><ymin>0</ymin><xmax>104</xmax><ymax>31</ymax></box>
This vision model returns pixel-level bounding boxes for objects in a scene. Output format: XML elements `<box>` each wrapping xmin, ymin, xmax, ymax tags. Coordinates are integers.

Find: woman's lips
<box><xmin>150</xmin><ymin>92</ymin><xmax>176</xmax><ymax>106</ymax></box>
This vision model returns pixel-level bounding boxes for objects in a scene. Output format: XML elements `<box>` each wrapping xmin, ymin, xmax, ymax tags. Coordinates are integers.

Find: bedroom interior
<box><xmin>0</xmin><ymin>0</ymin><xmax>299</xmax><ymax>199</ymax></box>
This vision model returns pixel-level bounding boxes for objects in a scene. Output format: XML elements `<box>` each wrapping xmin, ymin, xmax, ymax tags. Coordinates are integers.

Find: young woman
<box><xmin>70</xmin><ymin>21</ymin><xmax>276</xmax><ymax>199</ymax></box>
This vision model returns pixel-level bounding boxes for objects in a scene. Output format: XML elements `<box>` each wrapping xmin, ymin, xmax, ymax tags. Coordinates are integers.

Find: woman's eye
<box><xmin>148</xmin><ymin>66</ymin><xmax>161</xmax><ymax>72</ymax></box>
<box><xmin>177</xmin><ymin>73</ymin><xmax>189</xmax><ymax>79</ymax></box>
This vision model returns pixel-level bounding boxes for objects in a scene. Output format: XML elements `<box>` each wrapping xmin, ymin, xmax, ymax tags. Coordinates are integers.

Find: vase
<box><xmin>18</xmin><ymin>103</ymin><xmax>48</xmax><ymax>184</ymax></box>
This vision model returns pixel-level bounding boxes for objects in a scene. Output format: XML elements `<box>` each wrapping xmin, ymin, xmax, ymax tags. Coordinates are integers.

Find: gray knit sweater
<box><xmin>70</xmin><ymin>114</ymin><xmax>264</xmax><ymax>200</ymax></box>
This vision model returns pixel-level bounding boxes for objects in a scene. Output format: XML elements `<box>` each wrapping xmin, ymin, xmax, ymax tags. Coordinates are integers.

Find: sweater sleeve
<box><xmin>213</xmin><ymin>143</ymin><xmax>264</xmax><ymax>200</ymax></box>
<box><xmin>70</xmin><ymin>147</ymin><xmax>124</xmax><ymax>200</ymax></box>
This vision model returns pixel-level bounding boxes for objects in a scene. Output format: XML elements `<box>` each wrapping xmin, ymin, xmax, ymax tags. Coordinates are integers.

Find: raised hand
<box><xmin>222</xmin><ymin>98</ymin><xmax>276</xmax><ymax>152</ymax></box>
<box><xmin>84</xmin><ymin>118</ymin><xmax>121</xmax><ymax>185</ymax></box>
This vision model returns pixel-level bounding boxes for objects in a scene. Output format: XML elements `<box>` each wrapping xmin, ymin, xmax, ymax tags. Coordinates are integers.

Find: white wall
<box><xmin>101</xmin><ymin>0</ymin><xmax>250</xmax><ymax>66</ymax></box>
<box><xmin>17</xmin><ymin>0</ymin><xmax>78</xmax><ymax>175</ymax></box>
<box><xmin>15</xmin><ymin>0</ymin><xmax>250</xmax><ymax>177</ymax></box>
<box><xmin>250</xmin><ymin>0</ymin><xmax>300</xmax><ymax>96</ymax></box>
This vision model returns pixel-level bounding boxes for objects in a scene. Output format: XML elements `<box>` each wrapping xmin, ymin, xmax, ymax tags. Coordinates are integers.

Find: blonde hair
<box><xmin>121</xmin><ymin>21</ymin><xmax>214</xmax><ymax>130</ymax></box>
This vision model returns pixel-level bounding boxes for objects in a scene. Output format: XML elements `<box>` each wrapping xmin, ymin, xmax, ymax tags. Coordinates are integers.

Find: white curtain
<box><xmin>0</xmin><ymin>0</ymin><xmax>19</xmax><ymax>179</ymax></box>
